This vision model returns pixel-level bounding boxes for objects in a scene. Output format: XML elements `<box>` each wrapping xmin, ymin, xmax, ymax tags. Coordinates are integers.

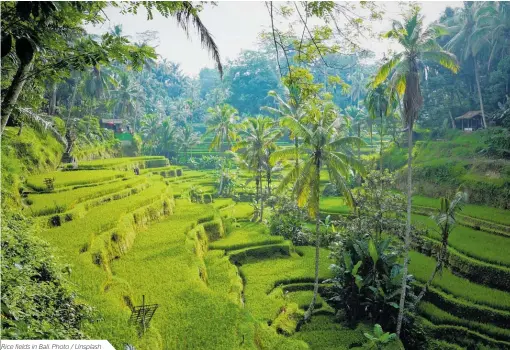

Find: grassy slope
<box><xmin>112</xmin><ymin>200</ymin><xmax>253</xmax><ymax>349</ymax></box>
<box><xmin>413</xmin><ymin>195</ymin><xmax>510</xmax><ymax>226</ymax></box>
<box><xmin>409</xmin><ymin>252</ymin><xmax>510</xmax><ymax>311</ymax></box>
<box><xmin>412</xmin><ymin>214</ymin><xmax>510</xmax><ymax>266</ymax></box>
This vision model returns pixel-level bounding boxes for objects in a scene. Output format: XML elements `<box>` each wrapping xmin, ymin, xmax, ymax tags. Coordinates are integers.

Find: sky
<box><xmin>85</xmin><ymin>1</ymin><xmax>463</xmax><ymax>77</ymax></box>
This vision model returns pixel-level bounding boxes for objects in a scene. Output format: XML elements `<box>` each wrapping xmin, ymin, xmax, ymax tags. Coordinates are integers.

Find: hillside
<box><xmin>382</xmin><ymin>129</ymin><xmax>510</xmax><ymax>209</ymax></box>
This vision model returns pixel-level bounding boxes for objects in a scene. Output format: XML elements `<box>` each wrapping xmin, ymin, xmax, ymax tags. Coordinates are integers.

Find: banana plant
<box><xmin>363</xmin><ymin>324</ymin><xmax>397</xmax><ymax>349</ymax></box>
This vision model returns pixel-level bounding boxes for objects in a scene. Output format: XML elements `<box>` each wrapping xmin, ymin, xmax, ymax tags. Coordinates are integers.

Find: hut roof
<box><xmin>455</xmin><ymin>111</ymin><xmax>482</xmax><ymax>120</ymax></box>
<box><xmin>101</xmin><ymin>119</ymin><xmax>123</xmax><ymax>124</ymax></box>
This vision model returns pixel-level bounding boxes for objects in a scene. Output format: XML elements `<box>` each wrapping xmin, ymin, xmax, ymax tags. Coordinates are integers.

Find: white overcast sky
<box><xmin>85</xmin><ymin>1</ymin><xmax>463</xmax><ymax>76</ymax></box>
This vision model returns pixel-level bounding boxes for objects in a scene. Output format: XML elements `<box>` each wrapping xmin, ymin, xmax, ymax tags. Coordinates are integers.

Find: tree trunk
<box><xmin>396</xmin><ymin>126</ymin><xmax>413</xmax><ymax>336</ymax></box>
<box><xmin>49</xmin><ymin>81</ymin><xmax>57</xmax><ymax>115</ymax></box>
<box><xmin>259</xmin><ymin>169</ymin><xmax>264</xmax><ymax>222</ymax></box>
<box><xmin>1</xmin><ymin>61</ymin><xmax>34</xmax><ymax>134</ymax></box>
<box><xmin>380</xmin><ymin>114</ymin><xmax>384</xmax><ymax>172</ymax></box>
<box><xmin>294</xmin><ymin>137</ymin><xmax>299</xmax><ymax>178</ymax></box>
<box><xmin>304</xmin><ymin>158</ymin><xmax>321</xmax><ymax>322</ymax></box>
<box><xmin>448</xmin><ymin>110</ymin><xmax>456</xmax><ymax>129</ymax></box>
<box><xmin>415</xmin><ymin>222</ymin><xmax>449</xmax><ymax>305</ymax></box>
<box><xmin>474</xmin><ymin>59</ymin><xmax>487</xmax><ymax>129</ymax></box>
<box><xmin>266</xmin><ymin>168</ymin><xmax>271</xmax><ymax>197</ymax></box>
<box><xmin>66</xmin><ymin>78</ymin><xmax>80</xmax><ymax>128</ymax></box>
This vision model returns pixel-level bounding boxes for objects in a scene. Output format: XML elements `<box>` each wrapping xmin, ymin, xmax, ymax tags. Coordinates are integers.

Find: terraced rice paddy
<box><xmin>23</xmin><ymin>156</ymin><xmax>510</xmax><ymax>349</ymax></box>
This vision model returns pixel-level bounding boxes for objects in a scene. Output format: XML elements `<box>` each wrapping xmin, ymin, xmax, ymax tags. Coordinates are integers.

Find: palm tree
<box><xmin>159</xmin><ymin>118</ymin><xmax>178</xmax><ymax>159</ymax></box>
<box><xmin>445</xmin><ymin>2</ymin><xmax>488</xmax><ymax>128</ymax></box>
<box><xmin>177</xmin><ymin>123</ymin><xmax>201</xmax><ymax>159</ymax></box>
<box><xmin>343</xmin><ymin>106</ymin><xmax>367</xmax><ymax>165</ymax></box>
<box><xmin>414</xmin><ymin>192</ymin><xmax>466</xmax><ymax>305</ymax></box>
<box><xmin>204</xmin><ymin>104</ymin><xmax>239</xmax><ymax>151</ymax></box>
<box><xmin>372</xmin><ymin>10</ymin><xmax>459</xmax><ymax>336</ymax></box>
<box><xmin>140</xmin><ymin>113</ymin><xmax>161</xmax><ymax>154</ymax></box>
<box><xmin>265</xmin><ymin>86</ymin><xmax>308</xmax><ymax>182</ymax></box>
<box><xmin>475</xmin><ymin>2</ymin><xmax>510</xmax><ymax>71</ymax></box>
<box><xmin>272</xmin><ymin>100</ymin><xmax>364</xmax><ymax>322</ymax></box>
<box><xmin>348</xmin><ymin>69</ymin><xmax>367</xmax><ymax>107</ymax></box>
<box><xmin>112</xmin><ymin>72</ymin><xmax>145</xmax><ymax>130</ymax></box>
<box><xmin>365</xmin><ymin>83</ymin><xmax>397</xmax><ymax>171</ymax></box>
<box><xmin>233</xmin><ymin>117</ymin><xmax>282</xmax><ymax>221</ymax></box>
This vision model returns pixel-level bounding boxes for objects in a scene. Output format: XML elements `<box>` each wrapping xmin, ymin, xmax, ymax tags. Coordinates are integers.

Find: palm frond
<box><xmin>371</xmin><ymin>53</ymin><xmax>404</xmax><ymax>88</ymax></box>
<box><xmin>176</xmin><ymin>2</ymin><xmax>223</xmax><ymax>77</ymax></box>
<box><xmin>420</xmin><ymin>51</ymin><xmax>459</xmax><ymax>73</ymax></box>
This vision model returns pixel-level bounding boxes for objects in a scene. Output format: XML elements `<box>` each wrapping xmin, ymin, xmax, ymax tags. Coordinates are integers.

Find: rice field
<box><xmin>23</xmin><ymin>161</ymin><xmax>508</xmax><ymax>349</ymax></box>
<box><xmin>26</xmin><ymin>169</ymin><xmax>127</xmax><ymax>191</ymax></box>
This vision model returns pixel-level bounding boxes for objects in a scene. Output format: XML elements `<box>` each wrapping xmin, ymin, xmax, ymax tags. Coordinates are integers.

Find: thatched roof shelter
<box><xmin>455</xmin><ymin>110</ymin><xmax>482</xmax><ymax>120</ymax></box>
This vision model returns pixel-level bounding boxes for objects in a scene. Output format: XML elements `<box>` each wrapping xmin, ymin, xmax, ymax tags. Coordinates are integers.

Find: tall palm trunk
<box><xmin>380</xmin><ymin>114</ymin><xmax>384</xmax><ymax>171</ymax></box>
<box><xmin>294</xmin><ymin>137</ymin><xmax>299</xmax><ymax>178</ymax></box>
<box><xmin>49</xmin><ymin>81</ymin><xmax>57</xmax><ymax>115</ymax></box>
<box><xmin>305</xmin><ymin>156</ymin><xmax>321</xmax><ymax>322</ymax></box>
<box><xmin>474</xmin><ymin>58</ymin><xmax>487</xmax><ymax>129</ymax></box>
<box><xmin>415</xmin><ymin>220</ymin><xmax>449</xmax><ymax>305</ymax></box>
<box><xmin>258</xmin><ymin>166</ymin><xmax>264</xmax><ymax>222</ymax></box>
<box><xmin>448</xmin><ymin>110</ymin><xmax>456</xmax><ymax>129</ymax></box>
<box><xmin>66</xmin><ymin>78</ymin><xmax>80</xmax><ymax>128</ymax></box>
<box><xmin>1</xmin><ymin>61</ymin><xmax>34</xmax><ymax>134</ymax></box>
<box><xmin>396</xmin><ymin>126</ymin><xmax>413</xmax><ymax>336</ymax></box>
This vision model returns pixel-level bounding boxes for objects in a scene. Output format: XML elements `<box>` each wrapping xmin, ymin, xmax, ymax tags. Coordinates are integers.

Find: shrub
<box><xmin>1</xmin><ymin>213</ymin><xmax>93</xmax><ymax>339</ymax></box>
<box><xmin>202</xmin><ymin>219</ymin><xmax>224</xmax><ymax>241</ymax></box>
<box><xmin>269</xmin><ymin>196</ymin><xmax>308</xmax><ymax>244</ymax></box>
<box><xmin>480</xmin><ymin>127</ymin><xmax>510</xmax><ymax>159</ymax></box>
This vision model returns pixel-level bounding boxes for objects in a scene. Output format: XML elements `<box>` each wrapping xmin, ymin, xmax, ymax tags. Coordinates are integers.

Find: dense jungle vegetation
<box><xmin>1</xmin><ymin>1</ymin><xmax>509</xmax><ymax>350</ymax></box>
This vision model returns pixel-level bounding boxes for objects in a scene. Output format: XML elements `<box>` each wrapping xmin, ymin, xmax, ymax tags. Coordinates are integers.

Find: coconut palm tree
<box><xmin>371</xmin><ymin>10</ymin><xmax>459</xmax><ymax>336</ymax></box>
<box><xmin>177</xmin><ymin>123</ymin><xmax>201</xmax><ymax>159</ymax></box>
<box><xmin>445</xmin><ymin>2</ymin><xmax>488</xmax><ymax>128</ymax></box>
<box><xmin>474</xmin><ymin>2</ymin><xmax>510</xmax><ymax>71</ymax></box>
<box><xmin>365</xmin><ymin>83</ymin><xmax>397</xmax><ymax>171</ymax></box>
<box><xmin>343</xmin><ymin>106</ymin><xmax>367</xmax><ymax>164</ymax></box>
<box><xmin>272</xmin><ymin>100</ymin><xmax>364</xmax><ymax>322</ymax></box>
<box><xmin>204</xmin><ymin>104</ymin><xmax>239</xmax><ymax>151</ymax></box>
<box><xmin>265</xmin><ymin>86</ymin><xmax>308</xmax><ymax>181</ymax></box>
<box><xmin>233</xmin><ymin>117</ymin><xmax>282</xmax><ymax>221</ymax></box>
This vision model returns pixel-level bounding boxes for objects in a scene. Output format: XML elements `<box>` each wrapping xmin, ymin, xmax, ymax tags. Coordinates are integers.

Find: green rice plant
<box><xmin>229</xmin><ymin>243</ymin><xmax>292</xmax><ymax>265</ymax></box>
<box><xmin>412</xmin><ymin>214</ymin><xmax>510</xmax><ymax>266</ymax></box>
<box><xmin>26</xmin><ymin>170</ymin><xmax>128</xmax><ymax>191</ymax></box>
<box><xmin>319</xmin><ymin>197</ymin><xmax>352</xmax><ymax>215</ymax></box>
<box><xmin>408</xmin><ymin>251</ymin><xmax>510</xmax><ymax>311</ymax></box>
<box><xmin>27</xmin><ymin>177</ymin><xmax>147</xmax><ymax>216</ymax></box>
<box><xmin>419</xmin><ymin>316</ymin><xmax>510</xmax><ymax>350</ymax></box>
<box><xmin>73</xmin><ymin>156</ymin><xmax>167</xmax><ymax>170</ymax></box>
<box><xmin>419</xmin><ymin>302</ymin><xmax>510</xmax><ymax>342</ymax></box>
<box><xmin>413</xmin><ymin>195</ymin><xmax>510</xmax><ymax>226</ymax></box>
<box><xmin>414</xmin><ymin>235</ymin><xmax>510</xmax><ymax>292</ymax></box>
<box><xmin>292</xmin><ymin>317</ymin><xmax>371</xmax><ymax>350</ymax></box>
<box><xmin>419</xmin><ymin>282</ymin><xmax>510</xmax><ymax>329</ymax></box>
<box><xmin>110</xmin><ymin>199</ymin><xmax>282</xmax><ymax>349</ymax></box>
<box><xmin>285</xmin><ymin>290</ymin><xmax>325</xmax><ymax>310</ymax></box>
<box><xmin>239</xmin><ymin>244</ymin><xmax>333</xmax><ymax>322</ymax></box>
<box><xmin>210</xmin><ymin>222</ymin><xmax>285</xmax><ymax>251</ymax></box>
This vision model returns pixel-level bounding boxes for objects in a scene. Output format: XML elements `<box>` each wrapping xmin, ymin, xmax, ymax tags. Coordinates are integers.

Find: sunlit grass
<box><xmin>27</xmin><ymin>176</ymin><xmax>146</xmax><ymax>216</ymax></box>
<box><xmin>409</xmin><ymin>251</ymin><xmax>510</xmax><ymax>310</ymax></box>
<box><xmin>412</xmin><ymin>214</ymin><xmax>510</xmax><ymax>266</ymax></box>
<box><xmin>210</xmin><ymin>222</ymin><xmax>284</xmax><ymax>251</ymax></box>
<box><xmin>419</xmin><ymin>301</ymin><xmax>510</xmax><ymax>342</ymax></box>
<box><xmin>413</xmin><ymin>195</ymin><xmax>510</xmax><ymax>226</ymax></box>
<box><xmin>26</xmin><ymin>170</ymin><xmax>128</xmax><ymax>191</ymax></box>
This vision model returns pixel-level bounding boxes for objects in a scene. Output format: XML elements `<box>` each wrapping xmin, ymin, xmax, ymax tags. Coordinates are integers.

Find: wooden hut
<box><xmin>455</xmin><ymin>111</ymin><xmax>483</xmax><ymax>132</ymax></box>
<box><xmin>100</xmin><ymin>119</ymin><xmax>124</xmax><ymax>133</ymax></box>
